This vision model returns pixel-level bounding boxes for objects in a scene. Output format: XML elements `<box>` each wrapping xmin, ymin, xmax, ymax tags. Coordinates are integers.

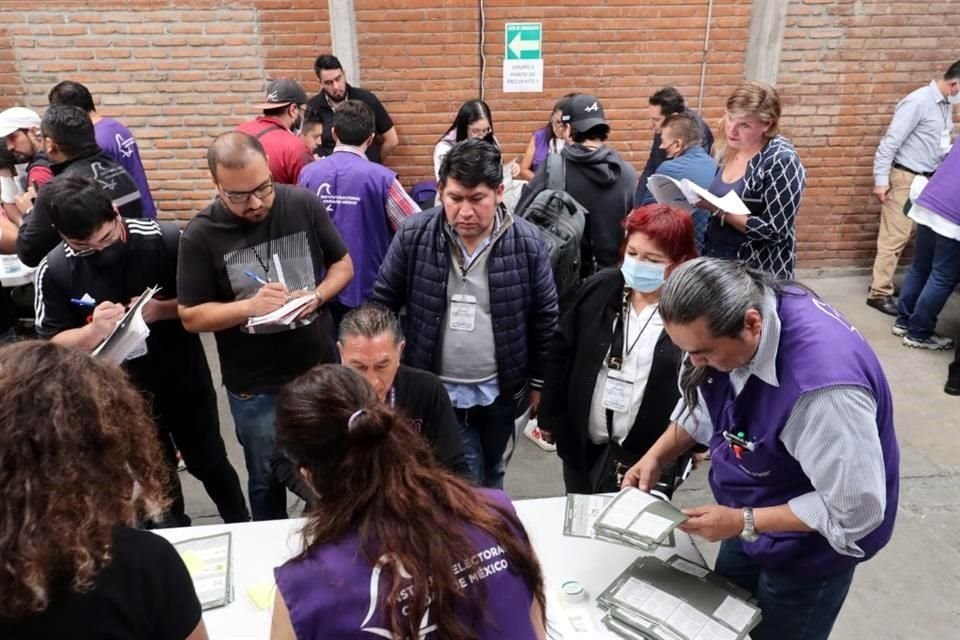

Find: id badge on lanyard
<box><xmin>602</xmin><ymin>374</ymin><xmax>633</xmax><ymax>412</ymax></box>
<box><xmin>449</xmin><ymin>293</ymin><xmax>477</xmax><ymax>331</ymax></box>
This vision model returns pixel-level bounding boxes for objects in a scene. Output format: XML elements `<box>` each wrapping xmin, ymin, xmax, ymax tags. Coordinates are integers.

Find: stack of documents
<box><xmin>172</xmin><ymin>532</ymin><xmax>233</xmax><ymax>610</ymax></box>
<box><xmin>646</xmin><ymin>174</ymin><xmax>751</xmax><ymax>216</ymax></box>
<box><xmin>246</xmin><ymin>294</ymin><xmax>315</xmax><ymax>328</ymax></box>
<box><xmin>591</xmin><ymin>488</ymin><xmax>689</xmax><ymax>551</ymax></box>
<box><xmin>92</xmin><ymin>285</ymin><xmax>159</xmax><ymax>364</ymax></box>
<box><xmin>598</xmin><ymin>556</ymin><xmax>761</xmax><ymax>640</ymax></box>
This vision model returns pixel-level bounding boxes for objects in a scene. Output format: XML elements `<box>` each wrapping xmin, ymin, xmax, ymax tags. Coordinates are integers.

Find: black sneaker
<box><xmin>891</xmin><ymin>324</ymin><xmax>908</xmax><ymax>337</ymax></box>
<box><xmin>945</xmin><ymin>380</ymin><xmax>960</xmax><ymax>396</ymax></box>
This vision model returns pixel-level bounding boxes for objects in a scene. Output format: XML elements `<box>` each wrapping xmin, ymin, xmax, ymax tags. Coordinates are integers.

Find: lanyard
<box><xmin>624</xmin><ymin>301</ymin><xmax>659</xmax><ymax>357</ymax></box>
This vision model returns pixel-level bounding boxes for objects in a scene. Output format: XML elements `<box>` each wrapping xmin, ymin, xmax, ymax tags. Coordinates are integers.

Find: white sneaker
<box><xmin>523</xmin><ymin>419</ymin><xmax>556</xmax><ymax>452</ymax></box>
<box><xmin>903</xmin><ymin>334</ymin><xmax>954</xmax><ymax>350</ymax></box>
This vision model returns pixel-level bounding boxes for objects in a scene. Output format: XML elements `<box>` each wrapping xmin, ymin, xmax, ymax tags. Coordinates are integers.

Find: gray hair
<box><xmin>660</xmin><ymin>258</ymin><xmax>778</xmax><ymax>417</ymax></box>
<box><xmin>338</xmin><ymin>303</ymin><xmax>404</xmax><ymax>346</ymax></box>
<box><xmin>207</xmin><ymin>131</ymin><xmax>267</xmax><ymax>181</ymax></box>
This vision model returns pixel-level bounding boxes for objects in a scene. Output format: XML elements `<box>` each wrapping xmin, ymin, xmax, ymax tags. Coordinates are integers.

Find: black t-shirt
<box><xmin>35</xmin><ymin>219</ymin><xmax>207</xmax><ymax>390</ymax></box>
<box><xmin>178</xmin><ymin>184</ymin><xmax>349</xmax><ymax>394</ymax></box>
<box><xmin>0</xmin><ymin>288</ymin><xmax>15</xmax><ymax>334</ymax></box>
<box><xmin>0</xmin><ymin>526</ymin><xmax>201</xmax><ymax>640</ymax></box>
<box><xmin>305</xmin><ymin>84</ymin><xmax>394</xmax><ymax>163</ymax></box>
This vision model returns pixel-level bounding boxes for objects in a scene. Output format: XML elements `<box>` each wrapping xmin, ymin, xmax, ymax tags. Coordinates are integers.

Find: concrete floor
<box><xmin>180</xmin><ymin>274</ymin><xmax>960</xmax><ymax>639</ymax></box>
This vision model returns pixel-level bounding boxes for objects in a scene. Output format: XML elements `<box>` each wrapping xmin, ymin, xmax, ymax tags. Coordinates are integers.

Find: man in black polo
<box><xmin>34</xmin><ymin>175</ymin><xmax>249</xmax><ymax>526</ymax></box>
<box><xmin>305</xmin><ymin>54</ymin><xmax>398</xmax><ymax>163</ymax></box>
<box><xmin>17</xmin><ymin>105</ymin><xmax>142</xmax><ymax>267</ymax></box>
<box><xmin>272</xmin><ymin>303</ymin><xmax>470</xmax><ymax>505</ymax></box>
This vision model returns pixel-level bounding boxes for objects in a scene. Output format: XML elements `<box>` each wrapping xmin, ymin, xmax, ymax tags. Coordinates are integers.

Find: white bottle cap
<box><xmin>560</xmin><ymin>579</ymin><xmax>586</xmax><ymax>604</ymax></box>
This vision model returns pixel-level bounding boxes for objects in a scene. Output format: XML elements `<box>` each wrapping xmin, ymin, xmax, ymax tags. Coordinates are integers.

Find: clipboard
<box><xmin>92</xmin><ymin>285</ymin><xmax>160</xmax><ymax>364</ymax></box>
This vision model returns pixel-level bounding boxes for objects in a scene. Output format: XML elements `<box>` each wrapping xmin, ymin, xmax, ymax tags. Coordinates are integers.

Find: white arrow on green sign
<box><xmin>505</xmin><ymin>23</ymin><xmax>542</xmax><ymax>60</ymax></box>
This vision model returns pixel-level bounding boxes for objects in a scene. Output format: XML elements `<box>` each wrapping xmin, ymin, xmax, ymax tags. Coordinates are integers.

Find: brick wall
<box><xmin>778</xmin><ymin>0</ymin><xmax>959</xmax><ymax>269</ymax></box>
<box><xmin>0</xmin><ymin>0</ymin><xmax>957</xmax><ymax>268</ymax></box>
<box><xmin>0</xmin><ymin>0</ymin><xmax>329</xmax><ymax>220</ymax></box>
<box><xmin>356</xmin><ymin>0</ymin><xmax>750</xmax><ymax>187</ymax></box>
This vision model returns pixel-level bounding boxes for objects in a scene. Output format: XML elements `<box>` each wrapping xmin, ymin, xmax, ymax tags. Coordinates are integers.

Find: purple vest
<box><xmin>274</xmin><ymin>489</ymin><xmax>538</xmax><ymax>639</ymax></box>
<box><xmin>916</xmin><ymin>142</ymin><xmax>960</xmax><ymax>226</ymax></box>
<box><xmin>298</xmin><ymin>150</ymin><xmax>395</xmax><ymax>308</ymax></box>
<box><xmin>531</xmin><ymin>127</ymin><xmax>551</xmax><ymax>172</ymax></box>
<box><xmin>94</xmin><ymin>118</ymin><xmax>157</xmax><ymax>218</ymax></box>
<box><xmin>701</xmin><ymin>290</ymin><xmax>899</xmax><ymax>578</ymax></box>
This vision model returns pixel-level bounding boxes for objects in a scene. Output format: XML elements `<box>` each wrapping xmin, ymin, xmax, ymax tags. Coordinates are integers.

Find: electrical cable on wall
<box><xmin>479</xmin><ymin>0</ymin><xmax>487</xmax><ymax>100</ymax></box>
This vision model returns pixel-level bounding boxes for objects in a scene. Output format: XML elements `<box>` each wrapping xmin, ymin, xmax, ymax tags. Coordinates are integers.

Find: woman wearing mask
<box><xmin>516</xmin><ymin>97</ymin><xmax>569</xmax><ymax>182</ymax></box>
<box><xmin>270</xmin><ymin>364</ymin><xmax>546</xmax><ymax>640</ymax></box>
<box><xmin>539</xmin><ymin>204</ymin><xmax>698</xmax><ymax>494</ymax></box>
<box><xmin>0</xmin><ymin>341</ymin><xmax>207</xmax><ymax>640</ymax></box>
<box><xmin>433</xmin><ymin>99</ymin><xmax>507</xmax><ymax>179</ymax></box>
<box><xmin>701</xmin><ymin>82</ymin><xmax>806</xmax><ymax>279</ymax></box>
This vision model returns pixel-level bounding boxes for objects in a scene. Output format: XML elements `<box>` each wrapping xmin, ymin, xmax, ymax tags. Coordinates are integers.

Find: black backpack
<box><xmin>517</xmin><ymin>153</ymin><xmax>587</xmax><ymax>302</ymax></box>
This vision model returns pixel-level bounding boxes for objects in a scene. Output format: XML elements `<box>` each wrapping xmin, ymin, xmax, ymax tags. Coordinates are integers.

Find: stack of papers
<box><xmin>646</xmin><ymin>174</ymin><xmax>751</xmax><ymax>216</ymax></box>
<box><xmin>591</xmin><ymin>488</ymin><xmax>689</xmax><ymax>551</ymax></box>
<box><xmin>563</xmin><ymin>493</ymin><xmax>677</xmax><ymax>549</ymax></box>
<box><xmin>92</xmin><ymin>285</ymin><xmax>159</xmax><ymax>364</ymax></box>
<box><xmin>246</xmin><ymin>295</ymin><xmax>315</xmax><ymax>328</ymax></box>
<box><xmin>172</xmin><ymin>532</ymin><xmax>233</xmax><ymax>610</ymax></box>
<box><xmin>598</xmin><ymin>556</ymin><xmax>760</xmax><ymax>640</ymax></box>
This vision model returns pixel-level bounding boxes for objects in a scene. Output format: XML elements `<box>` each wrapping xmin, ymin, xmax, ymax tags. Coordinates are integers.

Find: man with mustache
<box><xmin>177</xmin><ymin>131</ymin><xmax>353</xmax><ymax>521</ymax></box>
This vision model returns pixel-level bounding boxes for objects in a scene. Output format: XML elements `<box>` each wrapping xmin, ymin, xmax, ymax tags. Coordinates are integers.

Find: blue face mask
<box><xmin>621</xmin><ymin>255</ymin><xmax>667</xmax><ymax>292</ymax></box>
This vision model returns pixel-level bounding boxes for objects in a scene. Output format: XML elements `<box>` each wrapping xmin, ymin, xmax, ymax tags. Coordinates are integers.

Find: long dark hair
<box><xmin>0</xmin><ymin>341</ymin><xmax>170</xmax><ymax>619</ymax></box>
<box><xmin>275</xmin><ymin>365</ymin><xmax>546</xmax><ymax>640</ymax></box>
<box><xmin>444</xmin><ymin>99</ymin><xmax>495</xmax><ymax>144</ymax></box>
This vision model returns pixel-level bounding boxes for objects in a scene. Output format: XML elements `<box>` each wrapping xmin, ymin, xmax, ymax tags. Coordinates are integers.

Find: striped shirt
<box><xmin>672</xmin><ymin>290</ymin><xmax>887</xmax><ymax>557</ymax></box>
<box><xmin>874</xmin><ymin>80</ymin><xmax>953</xmax><ymax>187</ymax></box>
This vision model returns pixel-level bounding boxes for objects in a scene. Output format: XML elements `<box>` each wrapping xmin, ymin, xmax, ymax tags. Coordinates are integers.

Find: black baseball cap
<box><xmin>561</xmin><ymin>94</ymin><xmax>607</xmax><ymax>133</ymax></box>
<box><xmin>252</xmin><ymin>79</ymin><xmax>307</xmax><ymax>110</ymax></box>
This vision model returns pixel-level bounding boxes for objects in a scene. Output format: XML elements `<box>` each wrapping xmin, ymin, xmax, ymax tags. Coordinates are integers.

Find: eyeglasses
<box><xmin>69</xmin><ymin>217</ymin><xmax>123</xmax><ymax>254</ymax></box>
<box><xmin>468</xmin><ymin>126</ymin><xmax>492</xmax><ymax>138</ymax></box>
<box><xmin>221</xmin><ymin>180</ymin><xmax>275</xmax><ymax>204</ymax></box>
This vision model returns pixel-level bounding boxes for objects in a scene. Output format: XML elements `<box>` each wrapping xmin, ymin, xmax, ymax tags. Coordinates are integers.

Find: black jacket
<box><xmin>517</xmin><ymin>143</ymin><xmax>638</xmax><ymax>274</ymax></box>
<box><xmin>538</xmin><ymin>268</ymin><xmax>683</xmax><ymax>471</ymax></box>
<box><xmin>17</xmin><ymin>146</ymin><xmax>143</xmax><ymax>267</ymax></box>
<box><xmin>272</xmin><ymin>364</ymin><xmax>470</xmax><ymax>504</ymax></box>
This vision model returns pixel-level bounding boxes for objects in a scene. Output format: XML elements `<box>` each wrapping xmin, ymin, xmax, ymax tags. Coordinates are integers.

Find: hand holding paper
<box><xmin>246</xmin><ymin>282</ymin><xmax>289</xmax><ymax>317</ymax></box>
<box><xmin>647</xmin><ymin>174</ymin><xmax>751</xmax><ymax>216</ymax></box>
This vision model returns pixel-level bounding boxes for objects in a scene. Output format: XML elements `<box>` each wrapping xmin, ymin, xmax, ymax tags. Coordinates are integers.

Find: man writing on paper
<box><xmin>623</xmin><ymin>258</ymin><xmax>899</xmax><ymax>640</ymax></box>
<box><xmin>34</xmin><ymin>175</ymin><xmax>250</xmax><ymax>527</ymax></box>
<box><xmin>178</xmin><ymin>131</ymin><xmax>353</xmax><ymax>521</ymax></box>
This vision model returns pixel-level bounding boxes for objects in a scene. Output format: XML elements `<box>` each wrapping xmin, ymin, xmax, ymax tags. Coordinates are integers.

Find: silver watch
<box><xmin>739</xmin><ymin>507</ymin><xmax>759</xmax><ymax>542</ymax></box>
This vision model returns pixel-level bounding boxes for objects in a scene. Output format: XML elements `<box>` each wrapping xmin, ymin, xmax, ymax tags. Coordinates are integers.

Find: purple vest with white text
<box><xmin>274</xmin><ymin>489</ymin><xmax>537</xmax><ymax>639</ymax></box>
<box><xmin>298</xmin><ymin>151</ymin><xmax>395</xmax><ymax>308</ymax></box>
<box><xmin>700</xmin><ymin>290</ymin><xmax>899</xmax><ymax>577</ymax></box>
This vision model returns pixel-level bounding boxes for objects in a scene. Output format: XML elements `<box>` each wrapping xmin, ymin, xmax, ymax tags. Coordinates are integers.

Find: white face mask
<box><xmin>948</xmin><ymin>93</ymin><xmax>960</xmax><ymax>105</ymax></box>
<box><xmin>0</xmin><ymin>176</ymin><xmax>22</xmax><ymax>204</ymax></box>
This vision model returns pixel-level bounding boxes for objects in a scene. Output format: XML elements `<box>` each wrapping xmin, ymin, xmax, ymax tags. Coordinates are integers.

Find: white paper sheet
<box><xmin>695</xmin><ymin>619</ymin><xmax>739</xmax><ymax>640</ymax></box>
<box><xmin>246</xmin><ymin>294</ymin><xmax>315</xmax><ymax>327</ymax></box>
<box><xmin>666</xmin><ymin>602</ymin><xmax>709</xmax><ymax>639</ymax></box>
<box><xmin>615</xmin><ymin>577</ymin><xmax>656</xmax><ymax>609</ymax></box>
<box><xmin>637</xmin><ymin>589</ymin><xmax>682</xmax><ymax>621</ymax></box>
<box><xmin>597</xmin><ymin>488</ymin><xmax>660</xmax><ymax>530</ymax></box>
<box><xmin>667</xmin><ymin>557</ymin><xmax>711</xmax><ymax>579</ymax></box>
<box><xmin>626</xmin><ymin>511</ymin><xmax>674</xmax><ymax>540</ymax></box>
<box><xmin>713</xmin><ymin>595</ymin><xmax>756</xmax><ymax>632</ymax></box>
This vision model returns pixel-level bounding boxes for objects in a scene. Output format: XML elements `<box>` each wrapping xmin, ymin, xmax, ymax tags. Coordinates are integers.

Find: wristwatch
<box><xmin>739</xmin><ymin>507</ymin><xmax>759</xmax><ymax>542</ymax></box>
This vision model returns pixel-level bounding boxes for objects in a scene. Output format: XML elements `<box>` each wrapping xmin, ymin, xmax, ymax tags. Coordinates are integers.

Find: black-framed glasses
<box><xmin>221</xmin><ymin>180</ymin><xmax>274</xmax><ymax>204</ymax></box>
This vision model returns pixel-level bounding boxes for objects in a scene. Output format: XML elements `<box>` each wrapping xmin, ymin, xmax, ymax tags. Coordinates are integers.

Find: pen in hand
<box><xmin>244</xmin><ymin>271</ymin><xmax>269</xmax><ymax>285</ymax></box>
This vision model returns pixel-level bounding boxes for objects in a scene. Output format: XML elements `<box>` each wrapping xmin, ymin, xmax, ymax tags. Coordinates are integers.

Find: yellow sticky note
<box><xmin>180</xmin><ymin>550</ymin><xmax>208</xmax><ymax>576</ymax></box>
<box><xmin>247</xmin><ymin>581</ymin><xmax>277</xmax><ymax>610</ymax></box>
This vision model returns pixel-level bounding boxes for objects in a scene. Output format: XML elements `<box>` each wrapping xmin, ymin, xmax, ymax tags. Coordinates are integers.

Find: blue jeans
<box><xmin>897</xmin><ymin>224</ymin><xmax>960</xmax><ymax>339</ymax></box>
<box><xmin>715</xmin><ymin>537</ymin><xmax>855</xmax><ymax>640</ymax></box>
<box><xmin>455</xmin><ymin>394</ymin><xmax>517</xmax><ymax>489</ymax></box>
<box><xmin>227</xmin><ymin>391</ymin><xmax>287</xmax><ymax>521</ymax></box>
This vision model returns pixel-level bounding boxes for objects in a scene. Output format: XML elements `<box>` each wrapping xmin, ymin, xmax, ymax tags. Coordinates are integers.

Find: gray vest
<box><xmin>438</xmin><ymin>247</ymin><xmax>498</xmax><ymax>384</ymax></box>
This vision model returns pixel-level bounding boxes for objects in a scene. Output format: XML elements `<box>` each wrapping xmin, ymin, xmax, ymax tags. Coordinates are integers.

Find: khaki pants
<box><xmin>869</xmin><ymin>167</ymin><xmax>916</xmax><ymax>298</ymax></box>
